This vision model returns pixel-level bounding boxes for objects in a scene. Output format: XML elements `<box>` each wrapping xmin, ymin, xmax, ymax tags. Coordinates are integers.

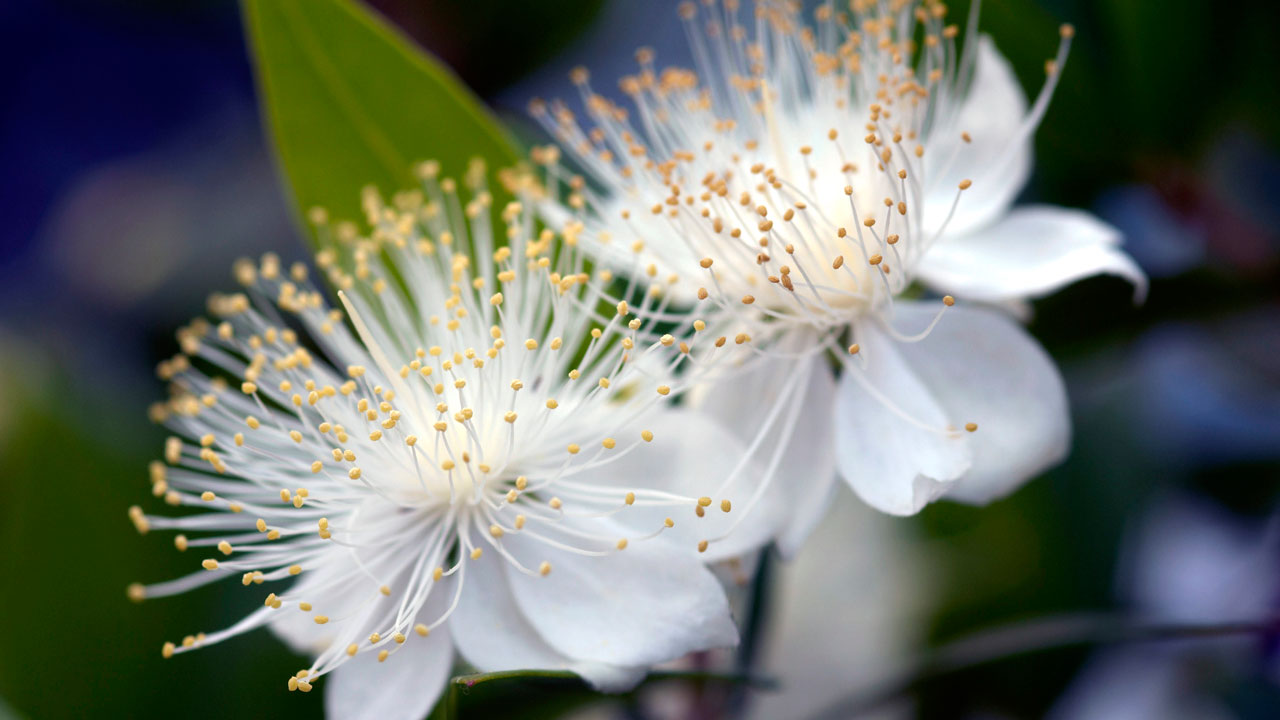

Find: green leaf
<box><xmin>242</xmin><ymin>0</ymin><xmax>522</xmax><ymax>239</ymax></box>
<box><xmin>436</xmin><ymin>669</ymin><xmax>779</xmax><ymax>718</ymax></box>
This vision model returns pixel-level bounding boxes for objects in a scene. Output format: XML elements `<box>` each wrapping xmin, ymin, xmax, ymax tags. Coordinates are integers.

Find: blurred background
<box><xmin>2</xmin><ymin>0</ymin><xmax>1278</xmax><ymax>717</ymax></box>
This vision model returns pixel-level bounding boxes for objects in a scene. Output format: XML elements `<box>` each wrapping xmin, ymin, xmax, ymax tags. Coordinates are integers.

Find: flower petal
<box><xmin>451</xmin><ymin>547</ymin><xmax>643</xmax><ymax>690</ymax></box>
<box><xmin>835</xmin><ymin>321</ymin><xmax>970</xmax><ymax>515</ymax></box>
<box><xmin>323</xmin><ymin>622</ymin><xmax>454</xmax><ymax>720</ymax></box>
<box><xmin>917</xmin><ymin>205</ymin><xmax>1148</xmax><ymax>303</ymax></box>
<box><xmin>269</xmin><ymin>517</ymin><xmax>418</xmax><ymax>655</ymax></box>
<box><xmin>562</xmin><ymin>408</ymin><xmax>781</xmax><ymax>563</ymax></box>
<box><xmin>502</xmin><ymin>535</ymin><xmax>739</xmax><ymax>667</ymax></box>
<box><xmin>924</xmin><ymin>35</ymin><xmax>1030</xmax><ymax>238</ymax></box>
<box><xmin>692</xmin><ymin>332</ymin><xmax>838</xmax><ymax>558</ymax></box>
<box><xmin>890</xmin><ymin>302</ymin><xmax>1070</xmax><ymax>504</ymax></box>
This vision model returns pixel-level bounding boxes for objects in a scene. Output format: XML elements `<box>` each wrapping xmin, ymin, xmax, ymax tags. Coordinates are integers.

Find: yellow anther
<box><xmin>720</xmin><ymin>499</ymin><xmax>732</xmax><ymax>513</ymax></box>
<box><xmin>539</xmin><ymin>561</ymin><xmax>552</xmax><ymax>576</ymax></box>
<box><xmin>217</xmin><ymin>541</ymin><xmax>232</xmax><ymax>555</ymax></box>
<box><xmin>641</xmin><ymin>430</ymin><xmax>654</xmax><ymax>442</ymax></box>
<box><xmin>965</xmin><ymin>422</ymin><xmax>979</xmax><ymax>432</ymax></box>
<box><xmin>470</xmin><ymin>547</ymin><xmax>483</xmax><ymax>560</ymax></box>
<box><xmin>201</xmin><ymin>559</ymin><xmax>219</xmax><ymax>571</ymax></box>
<box><xmin>415</xmin><ymin>623</ymin><xmax>430</xmax><ymax>637</ymax></box>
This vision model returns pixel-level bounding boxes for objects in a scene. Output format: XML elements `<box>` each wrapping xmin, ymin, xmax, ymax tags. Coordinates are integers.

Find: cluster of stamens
<box><xmin>128</xmin><ymin>160</ymin><xmax>756</xmax><ymax>691</ymax></box>
<box><xmin>529</xmin><ymin>0</ymin><xmax>1073</xmax><ymax>357</ymax></box>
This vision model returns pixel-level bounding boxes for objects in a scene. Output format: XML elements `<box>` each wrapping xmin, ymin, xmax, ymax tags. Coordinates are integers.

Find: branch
<box><xmin>807</xmin><ymin>611</ymin><xmax>1280</xmax><ymax>719</ymax></box>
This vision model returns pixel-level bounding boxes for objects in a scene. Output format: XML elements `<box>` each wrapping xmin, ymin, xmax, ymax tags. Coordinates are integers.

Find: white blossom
<box><xmin>531</xmin><ymin>0</ymin><xmax>1146</xmax><ymax>546</ymax></box>
<box><xmin>128</xmin><ymin>162</ymin><xmax>776</xmax><ymax>718</ymax></box>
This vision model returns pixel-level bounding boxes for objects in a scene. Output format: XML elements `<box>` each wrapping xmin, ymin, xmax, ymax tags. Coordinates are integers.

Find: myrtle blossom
<box><xmin>530</xmin><ymin>0</ymin><xmax>1146</xmax><ymax>543</ymax></box>
<box><xmin>127</xmin><ymin>162</ymin><xmax>777</xmax><ymax>719</ymax></box>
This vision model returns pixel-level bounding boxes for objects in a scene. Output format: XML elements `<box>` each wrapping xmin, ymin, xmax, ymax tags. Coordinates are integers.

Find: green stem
<box><xmin>442</xmin><ymin>668</ymin><xmax>779</xmax><ymax>719</ymax></box>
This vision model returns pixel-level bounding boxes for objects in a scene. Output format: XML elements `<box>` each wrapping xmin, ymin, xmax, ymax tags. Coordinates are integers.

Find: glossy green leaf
<box><xmin>242</xmin><ymin>0</ymin><xmax>522</xmax><ymax>237</ymax></box>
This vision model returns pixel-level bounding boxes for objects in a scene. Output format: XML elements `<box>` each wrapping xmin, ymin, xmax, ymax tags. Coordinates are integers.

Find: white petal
<box><xmin>890</xmin><ymin>302</ymin><xmax>1070</xmax><ymax>504</ymax></box>
<box><xmin>269</xmin><ymin>499</ymin><xmax>447</xmax><ymax>656</ymax></box>
<box><xmin>692</xmin><ymin>333</ymin><xmax>839</xmax><ymax>558</ymax></box>
<box><xmin>917</xmin><ymin>205</ymin><xmax>1148</xmax><ymax>303</ymax></box>
<box><xmin>269</xmin><ymin>548</ymin><xmax>399</xmax><ymax>655</ymax></box>
<box><xmin>776</xmin><ymin>471</ymin><xmax>838</xmax><ymax>559</ymax></box>
<box><xmin>450</xmin><ymin>547</ymin><xmax>644</xmax><ymax>690</ymax></box>
<box><xmin>323</xmin><ymin>620</ymin><xmax>454</xmax><ymax>720</ymax></box>
<box><xmin>924</xmin><ymin>35</ymin><xmax>1030</xmax><ymax>238</ymax></box>
<box><xmin>561</xmin><ymin>408</ymin><xmax>781</xmax><ymax>563</ymax></box>
<box><xmin>269</xmin><ymin>560</ymin><xmax>354</xmax><ymax>655</ymax></box>
<box><xmin>834</xmin><ymin>321</ymin><xmax>970</xmax><ymax>515</ymax></box>
<box><xmin>502</xmin><ymin>536</ymin><xmax>739</xmax><ymax>667</ymax></box>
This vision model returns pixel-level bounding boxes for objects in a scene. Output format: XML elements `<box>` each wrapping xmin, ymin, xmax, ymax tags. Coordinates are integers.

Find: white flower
<box><xmin>127</xmin><ymin>163</ymin><xmax>776</xmax><ymax>719</ymax></box>
<box><xmin>530</xmin><ymin>0</ymin><xmax>1146</xmax><ymax>543</ymax></box>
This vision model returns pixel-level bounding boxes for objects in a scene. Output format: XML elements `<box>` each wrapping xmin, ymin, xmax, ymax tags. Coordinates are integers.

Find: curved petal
<box><xmin>924</xmin><ymin>35</ymin><xmax>1030</xmax><ymax>238</ymax></box>
<box><xmin>692</xmin><ymin>333</ymin><xmax>839</xmax><ymax>558</ymax></box>
<box><xmin>776</xmin><ymin>471</ymin><xmax>838</xmax><ymax>559</ymax></box>
<box><xmin>834</xmin><ymin>321</ymin><xmax>970</xmax><ymax>515</ymax></box>
<box><xmin>323</xmin><ymin>619</ymin><xmax>454</xmax><ymax>720</ymax></box>
<box><xmin>269</xmin><ymin>498</ymin><xmax>451</xmax><ymax>657</ymax></box>
<box><xmin>268</xmin><ymin>557</ymin><xmax>358</xmax><ymax>655</ymax></box>
<box><xmin>917</xmin><ymin>205</ymin><xmax>1148</xmax><ymax>303</ymax></box>
<box><xmin>560</xmin><ymin>408</ymin><xmax>781</xmax><ymax>563</ymax></box>
<box><xmin>451</xmin><ymin>548</ymin><xmax>643</xmax><ymax>690</ymax></box>
<box><xmin>502</xmin><ymin>535</ymin><xmax>739</xmax><ymax>667</ymax></box>
<box><xmin>891</xmin><ymin>302</ymin><xmax>1070</xmax><ymax>504</ymax></box>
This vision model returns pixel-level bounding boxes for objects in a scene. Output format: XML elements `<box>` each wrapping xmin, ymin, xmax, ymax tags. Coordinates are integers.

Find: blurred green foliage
<box><xmin>0</xmin><ymin>347</ymin><xmax>322</xmax><ymax>718</ymax></box>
